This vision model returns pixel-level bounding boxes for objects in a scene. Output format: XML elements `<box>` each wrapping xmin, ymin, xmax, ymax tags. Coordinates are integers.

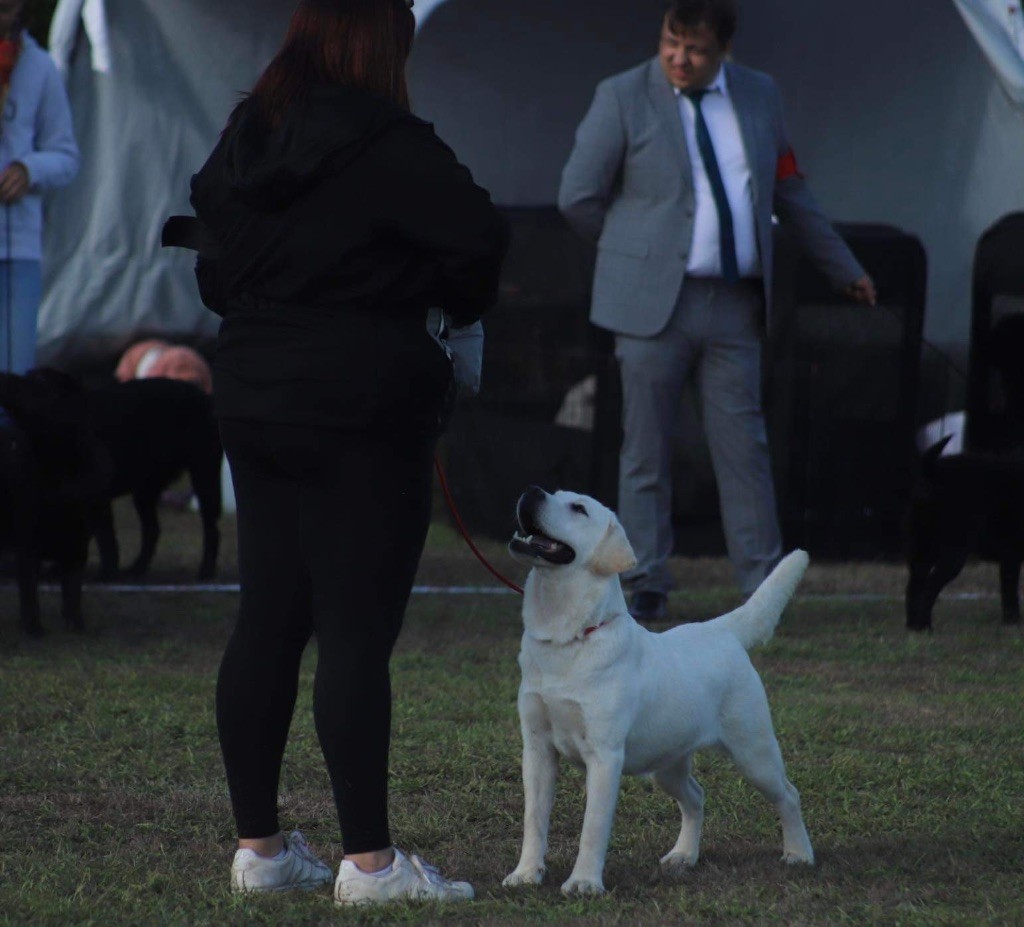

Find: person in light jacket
<box><xmin>0</xmin><ymin>0</ymin><xmax>79</xmax><ymax>373</ymax></box>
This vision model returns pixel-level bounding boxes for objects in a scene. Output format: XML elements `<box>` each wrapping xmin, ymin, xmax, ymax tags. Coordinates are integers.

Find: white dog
<box><xmin>503</xmin><ymin>487</ymin><xmax>814</xmax><ymax>895</ymax></box>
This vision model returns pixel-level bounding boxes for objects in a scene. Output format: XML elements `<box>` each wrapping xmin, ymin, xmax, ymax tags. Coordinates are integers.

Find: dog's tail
<box><xmin>712</xmin><ymin>550</ymin><xmax>809</xmax><ymax>650</ymax></box>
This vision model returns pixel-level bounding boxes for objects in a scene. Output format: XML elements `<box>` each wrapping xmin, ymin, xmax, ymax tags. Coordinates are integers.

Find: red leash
<box><xmin>434</xmin><ymin>454</ymin><xmax>524</xmax><ymax>596</ymax></box>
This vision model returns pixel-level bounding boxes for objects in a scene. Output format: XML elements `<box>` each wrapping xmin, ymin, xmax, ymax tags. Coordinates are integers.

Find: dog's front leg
<box><xmin>999</xmin><ymin>558</ymin><xmax>1021</xmax><ymax>624</ymax></box>
<box><xmin>504</xmin><ymin>722</ymin><xmax>558</xmax><ymax>886</ymax></box>
<box><xmin>561</xmin><ymin>751</ymin><xmax>623</xmax><ymax>895</ymax></box>
<box><xmin>198</xmin><ymin>518</ymin><xmax>220</xmax><ymax>581</ymax></box>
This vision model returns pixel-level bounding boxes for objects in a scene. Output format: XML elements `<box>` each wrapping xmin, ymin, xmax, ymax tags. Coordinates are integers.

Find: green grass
<box><xmin>1</xmin><ymin>501</ymin><xmax>1022</xmax><ymax>925</ymax></box>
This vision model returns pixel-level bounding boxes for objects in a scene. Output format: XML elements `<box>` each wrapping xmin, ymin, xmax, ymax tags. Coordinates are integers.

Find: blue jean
<box><xmin>0</xmin><ymin>260</ymin><xmax>42</xmax><ymax>374</ymax></box>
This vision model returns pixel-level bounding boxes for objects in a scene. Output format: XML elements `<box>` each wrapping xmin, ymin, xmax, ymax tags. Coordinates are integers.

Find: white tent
<box><xmin>39</xmin><ymin>0</ymin><xmax>1024</xmax><ymax>364</ymax></box>
<box><xmin>954</xmin><ymin>0</ymin><xmax>1024</xmax><ymax>106</ymax></box>
<box><xmin>40</xmin><ymin>0</ymin><xmax>293</xmax><ymax>365</ymax></box>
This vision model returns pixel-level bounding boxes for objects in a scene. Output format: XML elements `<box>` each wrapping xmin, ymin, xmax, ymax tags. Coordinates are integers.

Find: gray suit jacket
<box><xmin>558</xmin><ymin>58</ymin><xmax>866</xmax><ymax>337</ymax></box>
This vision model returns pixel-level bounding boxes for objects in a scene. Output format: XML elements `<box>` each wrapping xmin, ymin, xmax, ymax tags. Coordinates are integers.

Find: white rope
<box><xmin>0</xmin><ymin>583</ymin><xmax>1000</xmax><ymax>601</ymax></box>
<box><xmin>0</xmin><ymin>582</ymin><xmax>519</xmax><ymax>595</ymax></box>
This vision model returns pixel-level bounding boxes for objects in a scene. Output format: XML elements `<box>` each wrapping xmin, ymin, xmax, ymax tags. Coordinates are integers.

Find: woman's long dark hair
<box><xmin>4</xmin><ymin>0</ymin><xmax>26</xmax><ymax>39</ymax></box>
<box><xmin>248</xmin><ymin>0</ymin><xmax>415</xmax><ymax>127</ymax></box>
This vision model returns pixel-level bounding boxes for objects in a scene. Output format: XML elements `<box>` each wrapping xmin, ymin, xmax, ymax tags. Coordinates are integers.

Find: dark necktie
<box><xmin>686</xmin><ymin>88</ymin><xmax>739</xmax><ymax>283</ymax></box>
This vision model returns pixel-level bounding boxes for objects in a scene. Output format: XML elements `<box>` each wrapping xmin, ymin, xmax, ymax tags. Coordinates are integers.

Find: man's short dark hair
<box><xmin>663</xmin><ymin>0</ymin><xmax>738</xmax><ymax>48</ymax></box>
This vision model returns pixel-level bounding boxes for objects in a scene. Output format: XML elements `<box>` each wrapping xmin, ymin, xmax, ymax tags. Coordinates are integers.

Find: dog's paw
<box><xmin>560</xmin><ymin>876</ymin><xmax>605</xmax><ymax>896</ymax></box>
<box><xmin>659</xmin><ymin>851</ymin><xmax>699</xmax><ymax>875</ymax></box>
<box><xmin>502</xmin><ymin>866</ymin><xmax>545</xmax><ymax>887</ymax></box>
<box><xmin>782</xmin><ymin>850</ymin><xmax>815</xmax><ymax>867</ymax></box>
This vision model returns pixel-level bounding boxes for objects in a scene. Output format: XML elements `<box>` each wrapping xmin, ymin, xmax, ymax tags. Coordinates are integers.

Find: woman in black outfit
<box><xmin>189</xmin><ymin>0</ymin><xmax>508</xmax><ymax>904</ymax></box>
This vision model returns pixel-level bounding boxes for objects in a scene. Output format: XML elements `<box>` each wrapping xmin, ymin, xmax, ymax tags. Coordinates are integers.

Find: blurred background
<box><xmin>31</xmin><ymin>0</ymin><xmax>1024</xmax><ymax>561</ymax></box>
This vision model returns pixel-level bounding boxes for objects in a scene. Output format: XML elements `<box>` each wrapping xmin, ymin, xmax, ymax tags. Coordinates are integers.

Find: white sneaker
<box><xmin>334</xmin><ymin>848</ymin><xmax>474</xmax><ymax>905</ymax></box>
<box><xmin>230</xmin><ymin>830</ymin><xmax>333</xmax><ymax>894</ymax></box>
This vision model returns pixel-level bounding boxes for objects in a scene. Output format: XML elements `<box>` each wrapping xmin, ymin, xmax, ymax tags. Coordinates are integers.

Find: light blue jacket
<box><xmin>0</xmin><ymin>32</ymin><xmax>79</xmax><ymax>261</ymax></box>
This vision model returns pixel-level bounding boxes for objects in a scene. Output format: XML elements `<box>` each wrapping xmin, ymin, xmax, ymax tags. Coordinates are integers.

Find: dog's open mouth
<box><xmin>510</xmin><ymin>504</ymin><xmax>576</xmax><ymax>565</ymax></box>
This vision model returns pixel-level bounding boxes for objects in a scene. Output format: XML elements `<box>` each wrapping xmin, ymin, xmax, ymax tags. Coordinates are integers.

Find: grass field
<box><xmin>1</xmin><ymin>501</ymin><xmax>1022</xmax><ymax>926</ymax></box>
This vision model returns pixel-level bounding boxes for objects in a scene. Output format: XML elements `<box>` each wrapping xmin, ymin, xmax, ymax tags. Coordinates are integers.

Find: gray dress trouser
<box><xmin>615</xmin><ymin>277</ymin><xmax>782</xmax><ymax>596</ymax></box>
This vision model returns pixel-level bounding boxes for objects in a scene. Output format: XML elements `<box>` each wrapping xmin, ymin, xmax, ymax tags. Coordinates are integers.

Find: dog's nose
<box><xmin>516</xmin><ymin>485</ymin><xmax>547</xmax><ymax>526</ymax></box>
<box><xmin>519</xmin><ymin>485</ymin><xmax>546</xmax><ymax>511</ymax></box>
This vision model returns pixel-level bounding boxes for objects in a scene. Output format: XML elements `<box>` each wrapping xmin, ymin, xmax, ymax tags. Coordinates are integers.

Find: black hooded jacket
<box><xmin>189</xmin><ymin>84</ymin><xmax>509</xmax><ymax>432</ymax></box>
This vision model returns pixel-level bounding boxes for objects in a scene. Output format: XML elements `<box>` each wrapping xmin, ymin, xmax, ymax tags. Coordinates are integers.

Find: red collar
<box><xmin>582</xmin><ymin>616</ymin><xmax>616</xmax><ymax>638</ymax></box>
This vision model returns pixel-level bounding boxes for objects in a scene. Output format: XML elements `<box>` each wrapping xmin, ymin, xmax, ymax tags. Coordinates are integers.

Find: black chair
<box><xmin>768</xmin><ymin>223</ymin><xmax>927</xmax><ymax>559</ymax></box>
<box><xmin>965</xmin><ymin>213</ymin><xmax>1024</xmax><ymax>451</ymax></box>
<box><xmin>443</xmin><ymin>212</ymin><xmax>928</xmax><ymax>561</ymax></box>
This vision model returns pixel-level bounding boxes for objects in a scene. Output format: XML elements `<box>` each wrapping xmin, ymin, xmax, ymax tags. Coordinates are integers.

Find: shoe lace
<box><xmin>286</xmin><ymin>831</ymin><xmax>319</xmax><ymax>866</ymax></box>
<box><xmin>409</xmin><ymin>854</ymin><xmax>450</xmax><ymax>887</ymax></box>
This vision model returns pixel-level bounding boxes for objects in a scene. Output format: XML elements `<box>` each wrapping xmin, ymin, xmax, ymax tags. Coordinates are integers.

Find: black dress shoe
<box><xmin>628</xmin><ymin>590</ymin><xmax>668</xmax><ymax>624</ymax></box>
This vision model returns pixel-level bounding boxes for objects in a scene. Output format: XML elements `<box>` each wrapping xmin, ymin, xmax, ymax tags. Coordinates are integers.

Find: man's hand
<box><xmin>844</xmin><ymin>275</ymin><xmax>877</xmax><ymax>306</ymax></box>
<box><xmin>0</xmin><ymin>162</ymin><xmax>30</xmax><ymax>204</ymax></box>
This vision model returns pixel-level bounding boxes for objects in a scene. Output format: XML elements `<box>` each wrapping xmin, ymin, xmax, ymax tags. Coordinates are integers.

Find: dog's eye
<box><xmin>570</xmin><ymin>502</ymin><xmax>589</xmax><ymax>516</ymax></box>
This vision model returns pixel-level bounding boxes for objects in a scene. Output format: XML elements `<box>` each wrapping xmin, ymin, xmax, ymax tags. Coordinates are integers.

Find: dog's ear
<box><xmin>589</xmin><ymin>519</ymin><xmax>637</xmax><ymax>576</ymax></box>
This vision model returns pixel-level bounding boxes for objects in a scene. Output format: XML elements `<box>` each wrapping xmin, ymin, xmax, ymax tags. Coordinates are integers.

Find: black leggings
<box><xmin>216</xmin><ymin>418</ymin><xmax>435</xmax><ymax>853</ymax></box>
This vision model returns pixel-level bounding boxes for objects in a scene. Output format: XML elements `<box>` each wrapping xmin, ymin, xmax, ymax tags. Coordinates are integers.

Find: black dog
<box><xmin>0</xmin><ymin>369</ymin><xmax>111</xmax><ymax>636</ymax></box>
<box><xmin>89</xmin><ymin>378</ymin><xmax>222</xmax><ymax>581</ymax></box>
<box><xmin>905</xmin><ymin>435</ymin><xmax>1024</xmax><ymax>631</ymax></box>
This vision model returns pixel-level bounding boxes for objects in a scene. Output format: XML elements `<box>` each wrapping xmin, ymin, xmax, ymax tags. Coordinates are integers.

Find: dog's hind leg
<box><xmin>92</xmin><ymin>501</ymin><xmax>119</xmax><ymax>580</ymax></box>
<box><xmin>722</xmin><ymin>695</ymin><xmax>813</xmax><ymax>865</ymax></box>
<box><xmin>999</xmin><ymin>558</ymin><xmax>1021</xmax><ymax>624</ymax></box>
<box><xmin>905</xmin><ymin>557</ymin><xmax>932</xmax><ymax>630</ymax></box>
<box><xmin>127</xmin><ymin>488</ymin><xmax>160</xmax><ymax>576</ymax></box>
<box><xmin>654</xmin><ymin>754</ymin><xmax>705</xmax><ymax>871</ymax></box>
<box><xmin>16</xmin><ymin>549</ymin><xmax>43</xmax><ymax>637</ymax></box>
<box><xmin>190</xmin><ymin>457</ymin><xmax>222</xmax><ymax>580</ymax></box>
<box><xmin>59</xmin><ymin>563</ymin><xmax>85</xmax><ymax>632</ymax></box>
<box><xmin>914</xmin><ymin>547</ymin><xmax>969</xmax><ymax>632</ymax></box>
<box><xmin>197</xmin><ymin>519</ymin><xmax>220</xmax><ymax>581</ymax></box>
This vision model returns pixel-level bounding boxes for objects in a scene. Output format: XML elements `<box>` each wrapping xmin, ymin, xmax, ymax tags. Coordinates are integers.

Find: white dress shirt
<box><xmin>675</xmin><ymin>68</ymin><xmax>762</xmax><ymax>278</ymax></box>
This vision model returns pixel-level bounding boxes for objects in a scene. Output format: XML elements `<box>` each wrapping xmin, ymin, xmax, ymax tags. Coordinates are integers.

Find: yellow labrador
<box><xmin>503</xmin><ymin>487</ymin><xmax>813</xmax><ymax>895</ymax></box>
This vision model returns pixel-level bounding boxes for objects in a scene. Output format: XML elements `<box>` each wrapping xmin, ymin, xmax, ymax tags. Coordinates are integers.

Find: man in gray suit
<box><xmin>559</xmin><ymin>0</ymin><xmax>876</xmax><ymax>623</ymax></box>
